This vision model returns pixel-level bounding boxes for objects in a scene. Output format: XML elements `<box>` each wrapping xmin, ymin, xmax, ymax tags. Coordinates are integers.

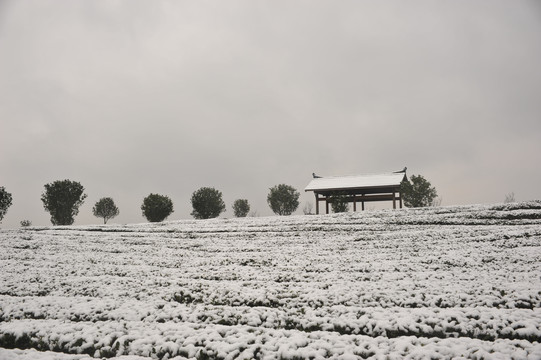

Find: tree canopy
<box><xmin>232</xmin><ymin>199</ymin><xmax>250</xmax><ymax>218</ymax></box>
<box><xmin>401</xmin><ymin>174</ymin><xmax>438</xmax><ymax>208</ymax></box>
<box><xmin>330</xmin><ymin>192</ymin><xmax>349</xmax><ymax>213</ymax></box>
<box><xmin>0</xmin><ymin>187</ymin><xmax>13</xmax><ymax>223</ymax></box>
<box><xmin>41</xmin><ymin>180</ymin><xmax>87</xmax><ymax>225</ymax></box>
<box><xmin>191</xmin><ymin>187</ymin><xmax>226</xmax><ymax>219</ymax></box>
<box><xmin>267</xmin><ymin>184</ymin><xmax>300</xmax><ymax>216</ymax></box>
<box><xmin>93</xmin><ymin>197</ymin><xmax>120</xmax><ymax>224</ymax></box>
<box><xmin>141</xmin><ymin>194</ymin><xmax>174</xmax><ymax>222</ymax></box>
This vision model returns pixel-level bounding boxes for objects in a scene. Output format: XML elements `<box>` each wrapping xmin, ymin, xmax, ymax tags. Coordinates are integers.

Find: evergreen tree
<box><xmin>401</xmin><ymin>174</ymin><xmax>438</xmax><ymax>208</ymax></box>
<box><xmin>232</xmin><ymin>199</ymin><xmax>250</xmax><ymax>217</ymax></box>
<box><xmin>0</xmin><ymin>187</ymin><xmax>13</xmax><ymax>223</ymax></box>
<box><xmin>141</xmin><ymin>194</ymin><xmax>174</xmax><ymax>222</ymax></box>
<box><xmin>41</xmin><ymin>180</ymin><xmax>87</xmax><ymax>225</ymax></box>
<box><xmin>191</xmin><ymin>187</ymin><xmax>226</xmax><ymax>219</ymax></box>
<box><xmin>267</xmin><ymin>184</ymin><xmax>300</xmax><ymax>216</ymax></box>
<box><xmin>330</xmin><ymin>192</ymin><xmax>349</xmax><ymax>213</ymax></box>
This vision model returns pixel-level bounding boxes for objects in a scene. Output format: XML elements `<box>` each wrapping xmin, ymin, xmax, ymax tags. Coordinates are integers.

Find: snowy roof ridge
<box><xmin>314</xmin><ymin>171</ymin><xmax>397</xmax><ymax>179</ymax></box>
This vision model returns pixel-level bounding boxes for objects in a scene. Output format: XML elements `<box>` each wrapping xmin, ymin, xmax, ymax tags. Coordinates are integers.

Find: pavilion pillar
<box><xmin>361</xmin><ymin>194</ymin><xmax>365</xmax><ymax>211</ymax></box>
<box><xmin>353</xmin><ymin>195</ymin><xmax>357</xmax><ymax>212</ymax></box>
<box><xmin>393</xmin><ymin>191</ymin><xmax>396</xmax><ymax>209</ymax></box>
<box><xmin>399</xmin><ymin>192</ymin><xmax>403</xmax><ymax>209</ymax></box>
<box><xmin>325</xmin><ymin>197</ymin><xmax>329</xmax><ymax>214</ymax></box>
<box><xmin>315</xmin><ymin>193</ymin><xmax>320</xmax><ymax>214</ymax></box>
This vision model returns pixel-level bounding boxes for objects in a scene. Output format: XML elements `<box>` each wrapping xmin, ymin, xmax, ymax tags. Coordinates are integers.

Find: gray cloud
<box><xmin>1</xmin><ymin>0</ymin><xmax>540</xmax><ymax>227</ymax></box>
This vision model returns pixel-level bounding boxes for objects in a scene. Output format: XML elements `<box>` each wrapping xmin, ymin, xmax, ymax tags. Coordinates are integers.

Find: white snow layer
<box><xmin>0</xmin><ymin>201</ymin><xmax>540</xmax><ymax>359</ymax></box>
<box><xmin>304</xmin><ymin>172</ymin><xmax>405</xmax><ymax>192</ymax></box>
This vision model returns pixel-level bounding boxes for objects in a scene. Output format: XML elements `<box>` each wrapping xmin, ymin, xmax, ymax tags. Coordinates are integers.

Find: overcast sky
<box><xmin>1</xmin><ymin>0</ymin><xmax>540</xmax><ymax>228</ymax></box>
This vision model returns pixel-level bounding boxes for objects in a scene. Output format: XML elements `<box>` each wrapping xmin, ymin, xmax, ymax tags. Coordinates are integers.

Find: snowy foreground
<box><xmin>1</xmin><ymin>202</ymin><xmax>541</xmax><ymax>360</ymax></box>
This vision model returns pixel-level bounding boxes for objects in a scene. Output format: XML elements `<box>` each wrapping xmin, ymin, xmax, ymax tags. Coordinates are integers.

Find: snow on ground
<box><xmin>1</xmin><ymin>202</ymin><xmax>540</xmax><ymax>359</ymax></box>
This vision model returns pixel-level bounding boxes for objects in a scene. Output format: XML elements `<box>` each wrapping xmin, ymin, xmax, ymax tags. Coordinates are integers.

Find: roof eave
<box><xmin>306</xmin><ymin>184</ymin><xmax>403</xmax><ymax>193</ymax></box>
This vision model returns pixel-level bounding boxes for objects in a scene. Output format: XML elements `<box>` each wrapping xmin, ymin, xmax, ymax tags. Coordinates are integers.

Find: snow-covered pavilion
<box><xmin>304</xmin><ymin>170</ymin><xmax>408</xmax><ymax>214</ymax></box>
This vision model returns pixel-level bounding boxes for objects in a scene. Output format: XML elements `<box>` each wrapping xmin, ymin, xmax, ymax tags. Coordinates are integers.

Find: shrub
<box><xmin>191</xmin><ymin>187</ymin><xmax>226</xmax><ymax>219</ymax></box>
<box><xmin>232</xmin><ymin>199</ymin><xmax>250</xmax><ymax>217</ymax></box>
<box><xmin>141</xmin><ymin>194</ymin><xmax>174</xmax><ymax>222</ymax></box>
<box><xmin>267</xmin><ymin>184</ymin><xmax>300</xmax><ymax>216</ymax></box>
<box><xmin>41</xmin><ymin>180</ymin><xmax>87</xmax><ymax>225</ymax></box>
<box><xmin>401</xmin><ymin>174</ymin><xmax>438</xmax><ymax>208</ymax></box>
<box><xmin>20</xmin><ymin>220</ymin><xmax>32</xmax><ymax>227</ymax></box>
<box><xmin>331</xmin><ymin>192</ymin><xmax>349</xmax><ymax>213</ymax></box>
<box><xmin>0</xmin><ymin>187</ymin><xmax>13</xmax><ymax>223</ymax></box>
<box><xmin>93</xmin><ymin>197</ymin><xmax>120</xmax><ymax>224</ymax></box>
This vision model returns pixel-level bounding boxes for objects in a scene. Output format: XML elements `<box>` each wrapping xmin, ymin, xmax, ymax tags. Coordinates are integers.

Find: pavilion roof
<box><xmin>304</xmin><ymin>172</ymin><xmax>407</xmax><ymax>193</ymax></box>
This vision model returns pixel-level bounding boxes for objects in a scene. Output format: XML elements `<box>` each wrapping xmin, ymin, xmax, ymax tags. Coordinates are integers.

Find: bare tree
<box><xmin>303</xmin><ymin>202</ymin><xmax>314</xmax><ymax>215</ymax></box>
<box><xmin>504</xmin><ymin>192</ymin><xmax>516</xmax><ymax>204</ymax></box>
<box><xmin>431</xmin><ymin>196</ymin><xmax>443</xmax><ymax>207</ymax></box>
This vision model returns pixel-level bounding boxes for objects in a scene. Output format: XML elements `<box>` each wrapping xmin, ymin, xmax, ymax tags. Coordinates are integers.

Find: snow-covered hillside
<box><xmin>1</xmin><ymin>202</ymin><xmax>541</xmax><ymax>359</ymax></box>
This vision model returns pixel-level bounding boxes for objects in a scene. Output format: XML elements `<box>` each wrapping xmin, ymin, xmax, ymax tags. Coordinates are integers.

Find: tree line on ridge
<box><xmin>0</xmin><ymin>175</ymin><xmax>437</xmax><ymax>226</ymax></box>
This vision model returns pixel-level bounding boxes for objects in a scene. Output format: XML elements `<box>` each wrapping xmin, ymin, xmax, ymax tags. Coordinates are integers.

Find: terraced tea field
<box><xmin>1</xmin><ymin>202</ymin><xmax>540</xmax><ymax>359</ymax></box>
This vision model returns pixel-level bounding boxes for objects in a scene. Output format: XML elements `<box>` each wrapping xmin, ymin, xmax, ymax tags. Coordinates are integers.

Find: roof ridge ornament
<box><xmin>393</xmin><ymin>167</ymin><xmax>407</xmax><ymax>174</ymax></box>
<box><xmin>312</xmin><ymin>173</ymin><xmax>322</xmax><ymax>178</ymax></box>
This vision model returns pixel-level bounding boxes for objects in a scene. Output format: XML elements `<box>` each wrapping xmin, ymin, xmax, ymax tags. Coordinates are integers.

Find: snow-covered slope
<box><xmin>1</xmin><ymin>202</ymin><xmax>541</xmax><ymax>359</ymax></box>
